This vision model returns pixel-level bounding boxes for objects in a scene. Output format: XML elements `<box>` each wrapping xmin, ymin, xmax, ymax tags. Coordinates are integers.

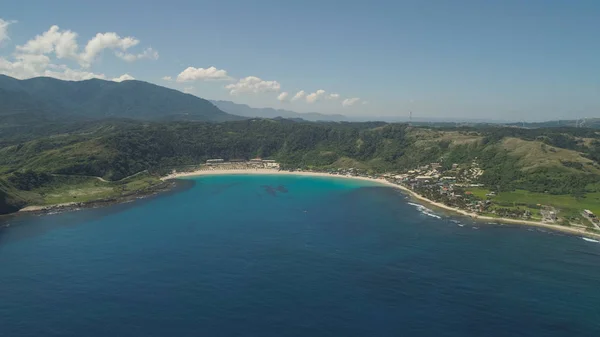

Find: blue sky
<box><xmin>1</xmin><ymin>0</ymin><xmax>599</xmax><ymax>121</ymax></box>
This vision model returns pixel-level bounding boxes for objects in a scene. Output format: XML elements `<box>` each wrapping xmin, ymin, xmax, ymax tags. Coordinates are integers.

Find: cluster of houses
<box><xmin>383</xmin><ymin>162</ymin><xmax>482</xmax><ymax>189</ymax></box>
<box><xmin>286</xmin><ymin>161</ymin><xmax>598</xmax><ymax>228</ymax></box>
<box><xmin>322</xmin><ymin>167</ymin><xmax>379</xmax><ymax>180</ymax></box>
<box><xmin>205</xmin><ymin>158</ymin><xmax>280</xmax><ymax>169</ymax></box>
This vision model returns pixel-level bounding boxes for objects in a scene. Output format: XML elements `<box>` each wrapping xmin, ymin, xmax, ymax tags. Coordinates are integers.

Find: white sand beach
<box><xmin>162</xmin><ymin>168</ymin><xmax>600</xmax><ymax>240</ymax></box>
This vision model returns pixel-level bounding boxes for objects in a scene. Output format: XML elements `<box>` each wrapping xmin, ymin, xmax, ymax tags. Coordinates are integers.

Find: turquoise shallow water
<box><xmin>1</xmin><ymin>174</ymin><xmax>600</xmax><ymax>336</ymax></box>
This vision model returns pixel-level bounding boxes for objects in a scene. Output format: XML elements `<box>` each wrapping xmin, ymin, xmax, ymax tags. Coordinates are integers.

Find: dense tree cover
<box><xmin>8</xmin><ymin>171</ymin><xmax>54</xmax><ymax>191</ymax></box>
<box><xmin>1</xmin><ymin>118</ymin><xmax>600</xmax><ymax>214</ymax></box>
<box><xmin>588</xmin><ymin>140</ymin><xmax>600</xmax><ymax>163</ymax></box>
<box><xmin>442</xmin><ymin>142</ymin><xmax>597</xmax><ymax>195</ymax></box>
<box><xmin>0</xmin><ymin>75</ymin><xmax>240</xmax><ymax>130</ymax></box>
<box><xmin>0</xmin><ymin>178</ymin><xmax>27</xmax><ymax>214</ymax></box>
<box><xmin>0</xmin><ymin>120</ymin><xmax>433</xmax><ymax>180</ymax></box>
<box><xmin>0</xmin><ymin>188</ymin><xmax>19</xmax><ymax>215</ymax></box>
<box><xmin>2</xmin><ymin>75</ymin><xmax>599</xmax><ymax>214</ymax></box>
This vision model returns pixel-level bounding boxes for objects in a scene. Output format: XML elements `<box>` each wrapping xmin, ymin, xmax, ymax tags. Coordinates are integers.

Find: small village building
<box><xmin>265</xmin><ymin>162</ymin><xmax>280</xmax><ymax>168</ymax></box>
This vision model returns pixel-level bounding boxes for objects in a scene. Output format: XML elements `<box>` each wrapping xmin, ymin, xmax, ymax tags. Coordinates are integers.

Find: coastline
<box><xmin>163</xmin><ymin>168</ymin><xmax>600</xmax><ymax>240</ymax></box>
<box><xmin>16</xmin><ymin>180</ymin><xmax>178</xmax><ymax>215</ymax></box>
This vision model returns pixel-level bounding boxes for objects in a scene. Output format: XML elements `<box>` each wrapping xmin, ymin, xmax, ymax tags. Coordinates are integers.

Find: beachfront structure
<box><xmin>263</xmin><ymin>160</ymin><xmax>280</xmax><ymax>168</ymax></box>
<box><xmin>583</xmin><ymin>210</ymin><xmax>596</xmax><ymax>218</ymax></box>
<box><xmin>199</xmin><ymin>159</ymin><xmax>281</xmax><ymax>171</ymax></box>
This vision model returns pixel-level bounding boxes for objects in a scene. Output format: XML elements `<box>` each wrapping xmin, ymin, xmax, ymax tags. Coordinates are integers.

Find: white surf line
<box><xmin>582</xmin><ymin>237</ymin><xmax>600</xmax><ymax>243</ymax></box>
<box><xmin>407</xmin><ymin>202</ymin><xmax>442</xmax><ymax>219</ymax></box>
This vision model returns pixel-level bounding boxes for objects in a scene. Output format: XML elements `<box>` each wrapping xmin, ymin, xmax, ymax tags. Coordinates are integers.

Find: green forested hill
<box><xmin>1</xmin><ymin>117</ymin><xmax>599</xmax><ymax>214</ymax></box>
<box><xmin>0</xmin><ymin>177</ymin><xmax>31</xmax><ymax>214</ymax></box>
<box><xmin>1</xmin><ymin>120</ymin><xmax>598</xmax><ymax>182</ymax></box>
<box><xmin>0</xmin><ymin>75</ymin><xmax>241</xmax><ymax>127</ymax></box>
<box><xmin>2</xmin><ymin>75</ymin><xmax>599</xmax><ymax>217</ymax></box>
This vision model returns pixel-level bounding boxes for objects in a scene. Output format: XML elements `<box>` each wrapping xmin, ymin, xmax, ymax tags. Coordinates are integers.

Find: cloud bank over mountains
<box><xmin>0</xmin><ymin>17</ymin><xmax>368</xmax><ymax>107</ymax></box>
<box><xmin>172</xmin><ymin>65</ymin><xmax>366</xmax><ymax>107</ymax></box>
<box><xmin>0</xmin><ymin>20</ymin><xmax>156</xmax><ymax>82</ymax></box>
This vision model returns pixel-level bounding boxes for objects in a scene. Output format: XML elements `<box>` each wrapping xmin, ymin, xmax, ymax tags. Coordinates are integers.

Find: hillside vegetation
<box><xmin>0</xmin><ymin>75</ymin><xmax>240</xmax><ymax>131</ymax></box>
<box><xmin>0</xmin><ymin>75</ymin><xmax>599</xmax><ymax>216</ymax></box>
<box><xmin>1</xmin><ymin>118</ymin><xmax>600</xmax><ymax>214</ymax></box>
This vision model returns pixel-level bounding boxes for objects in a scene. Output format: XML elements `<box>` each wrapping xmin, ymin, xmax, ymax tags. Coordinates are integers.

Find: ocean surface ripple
<box><xmin>1</xmin><ymin>175</ymin><xmax>599</xmax><ymax>336</ymax></box>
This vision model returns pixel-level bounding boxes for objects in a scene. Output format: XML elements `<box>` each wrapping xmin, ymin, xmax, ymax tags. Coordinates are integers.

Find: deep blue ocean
<box><xmin>1</xmin><ymin>175</ymin><xmax>600</xmax><ymax>336</ymax></box>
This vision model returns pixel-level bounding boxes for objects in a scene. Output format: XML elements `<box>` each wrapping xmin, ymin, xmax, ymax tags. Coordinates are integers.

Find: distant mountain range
<box><xmin>0</xmin><ymin>75</ymin><xmax>352</xmax><ymax>128</ymax></box>
<box><xmin>210</xmin><ymin>100</ymin><xmax>349</xmax><ymax>122</ymax></box>
<box><xmin>1</xmin><ymin>75</ymin><xmax>597</xmax><ymax>129</ymax></box>
<box><xmin>0</xmin><ymin>75</ymin><xmax>240</xmax><ymax>127</ymax></box>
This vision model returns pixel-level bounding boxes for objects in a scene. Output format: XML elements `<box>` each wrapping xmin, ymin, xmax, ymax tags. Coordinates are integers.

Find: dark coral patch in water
<box><xmin>261</xmin><ymin>185</ymin><xmax>288</xmax><ymax>196</ymax></box>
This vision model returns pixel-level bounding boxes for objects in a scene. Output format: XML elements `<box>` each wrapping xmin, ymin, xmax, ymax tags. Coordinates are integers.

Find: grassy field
<box><xmin>466</xmin><ymin>187</ymin><xmax>491</xmax><ymax>199</ymax></box>
<box><xmin>464</xmin><ymin>186</ymin><xmax>600</xmax><ymax>221</ymax></box>
<box><xmin>35</xmin><ymin>174</ymin><xmax>163</xmax><ymax>205</ymax></box>
<box><xmin>495</xmin><ymin>190</ymin><xmax>600</xmax><ymax>214</ymax></box>
<box><xmin>486</xmin><ymin>189</ymin><xmax>600</xmax><ymax>217</ymax></box>
<box><xmin>500</xmin><ymin>137</ymin><xmax>600</xmax><ymax>174</ymax></box>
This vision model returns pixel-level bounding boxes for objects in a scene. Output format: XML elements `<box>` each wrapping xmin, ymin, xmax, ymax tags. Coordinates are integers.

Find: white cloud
<box><xmin>0</xmin><ymin>21</ymin><xmax>368</xmax><ymax>108</ymax></box>
<box><xmin>15</xmin><ymin>25</ymin><xmax>153</xmax><ymax>68</ymax></box>
<box><xmin>0</xmin><ymin>54</ymin><xmax>51</xmax><ymax>79</ymax></box>
<box><xmin>176</xmin><ymin>66</ymin><xmax>231</xmax><ymax>82</ymax></box>
<box><xmin>115</xmin><ymin>47</ymin><xmax>158</xmax><ymax>62</ymax></box>
<box><xmin>0</xmin><ymin>54</ymin><xmax>112</xmax><ymax>81</ymax></box>
<box><xmin>44</xmin><ymin>64</ymin><xmax>106</xmax><ymax>81</ymax></box>
<box><xmin>0</xmin><ymin>18</ymin><xmax>16</xmax><ymax>46</ymax></box>
<box><xmin>0</xmin><ymin>23</ymin><xmax>156</xmax><ymax>82</ymax></box>
<box><xmin>291</xmin><ymin>90</ymin><xmax>306</xmax><ymax>101</ymax></box>
<box><xmin>306</xmin><ymin>89</ymin><xmax>326</xmax><ymax>103</ymax></box>
<box><xmin>183</xmin><ymin>86</ymin><xmax>194</xmax><ymax>94</ymax></box>
<box><xmin>288</xmin><ymin>89</ymin><xmax>355</xmax><ymax>105</ymax></box>
<box><xmin>342</xmin><ymin>97</ymin><xmax>361</xmax><ymax>107</ymax></box>
<box><xmin>79</xmin><ymin>32</ymin><xmax>139</xmax><ymax>67</ymax></box>
<box><xmin>112</xmin><ymin>73</ymin><xmax>135</xmax><ymax>82</ymax></box>
<box><xmin>277</xmin><ymin>92</ymin><xmax>289</xmax><ymax>102</ymax></box>
<box><xmin>16</xmin><ymin>25</ymin><xmax>78</xmax><ymax>59</ymax></box>
<box><xmin>362</xmin><ymin>101</ymin><xmax>369</xmax><ymax>105</ymax></box>
<box><xmin>225</xmin><ymin>76</ymin><xmax>281</xmax><ymax>95</ymax></box>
